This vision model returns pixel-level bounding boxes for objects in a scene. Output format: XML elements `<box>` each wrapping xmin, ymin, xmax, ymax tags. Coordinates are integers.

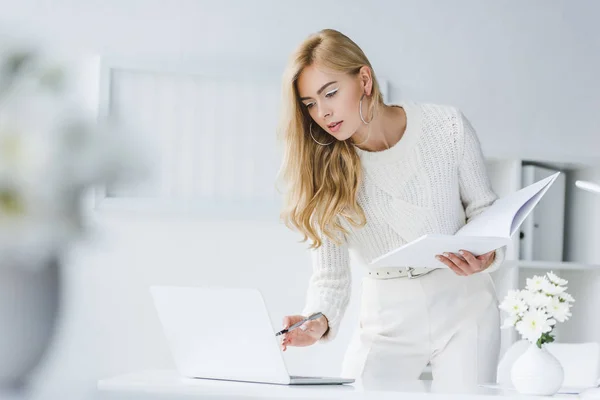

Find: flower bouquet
<box><xmin>0</xmin><ymin>42</ymin><xmax>145</xmax><ymax>394</ymax></box>
<box><xmin>499</xmin><ymin>271</ymin><xmax>575</xmax><ymax>395</ymax></box>
<box><xmin>500</xmin><ymin>271</ymin><xmax>574</xmax><ymax>347</ymax></box>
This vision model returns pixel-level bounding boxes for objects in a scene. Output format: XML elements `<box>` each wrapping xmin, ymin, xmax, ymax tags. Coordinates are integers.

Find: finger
<box><xmin>441</xmin><ymin>252</ymin><xmax>471</xmax><ymax>275</ymax></box>
<box><xmin>479</xmin><ymin>254</ymin><xmax>495</xmax><ymax>271</ymax></box>
<box><xmin>436</xmin><ymin>254</ymin><xmax>465</xmax><ymax>276</ymax></box>
<box><xmin>443</xmin><ymin>252</ymin><xmax>472</xmax><ymax>273</ymax></box>
<box><xmin>477</xmin><ymin>250</ymin><xmax>495</xmax><ymax>266</ymax></box>
<box><xmin>287</xmin><ymin>324</ymin><xmax>313</xmax><ymax>346</ymax></box>
<box><xmin>475</xmin><ymin>254</ymin><xmax>491</xmax><ymax>263</ymax></box>
<box><xmin>291</xmin><ymin>326</ymin><xmax>310</xmax><ymax>342</ymax></box>
<box><xmin>458</xmin><ymin>250</ymin><xmax>483</xmax><ymax>272</ymax></box>
<box><xmin>301</xmin><ymin>321</ymin><xmax>324</xmax><ymax>339</ymax></box>
<box><xmin>286</xmin><ymin>331</ymin><xmax>307</xmax><ymax>347</ymax></box>
<box><xmin>285</xmin><ymin>328</ymin><xmax>303</xmax><ymax>345</ymax></box>
<box><xmin>300</xmin><ymin>320</ymin><xmax>318</xmax><ymax>332</ymax></box>
<box><xmin>280</xmin><ymin>335</ymin><xmax>287</xmax><ymax>351</ymax></box>
<box><xmin>282</xmin><ymin>316</ymin><xmax>291</xmax><ymax>329</ymax></box>
<box><xmin>459</xmin><ymin>250</ymin><xmax>478</xmax><ymax>265</ymax></box>
<box><xmin>473</xmin><ymin>251</ymin><xmax>493</xmax><ymax>271</ymax></box>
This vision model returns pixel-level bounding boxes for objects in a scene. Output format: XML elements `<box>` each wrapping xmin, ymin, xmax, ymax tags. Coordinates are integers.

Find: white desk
<box><xmin>97</xmin><ymin>370</ymin><xmax>578</xmax><ymax>399</ymax></box>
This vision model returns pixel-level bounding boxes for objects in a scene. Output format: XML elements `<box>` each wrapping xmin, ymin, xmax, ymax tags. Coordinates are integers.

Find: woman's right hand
<box><xmin>280</xmin><ymin>314</ymin><xmax>329</xmax><ymax>351</ymax></box>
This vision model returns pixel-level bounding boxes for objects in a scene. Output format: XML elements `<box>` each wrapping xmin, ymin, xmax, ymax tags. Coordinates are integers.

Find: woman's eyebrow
<box><xmin>300</xmin><ymin>81</ymin><xmax>338</xmax><ymax>101</ymax></box>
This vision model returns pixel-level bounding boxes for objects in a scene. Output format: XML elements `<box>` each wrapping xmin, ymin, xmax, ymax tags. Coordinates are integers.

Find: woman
<box><xmin>277</xmin><ymin>28</ymin><xmax>504</xmax><ymax>385</ymax></box>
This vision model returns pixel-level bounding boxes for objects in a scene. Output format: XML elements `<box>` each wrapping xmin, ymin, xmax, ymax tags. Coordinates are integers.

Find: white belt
<box><xmin>366</xmin><ymin>266</ymin><xmax>437</xmax><ymax>280</ymax></box>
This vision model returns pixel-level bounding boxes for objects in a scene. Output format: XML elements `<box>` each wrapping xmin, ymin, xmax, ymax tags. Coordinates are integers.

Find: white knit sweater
<box><xmin>301</xmin><ymin>102</ymin><xmax>506</xmax><ymax>342</ymax></box>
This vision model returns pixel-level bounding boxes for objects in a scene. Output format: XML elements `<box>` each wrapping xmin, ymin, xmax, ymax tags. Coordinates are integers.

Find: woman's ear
<box><xmin>359</xmin><ymin>66</ymin><xmax>373</xmax><ymax>96</ymax></box>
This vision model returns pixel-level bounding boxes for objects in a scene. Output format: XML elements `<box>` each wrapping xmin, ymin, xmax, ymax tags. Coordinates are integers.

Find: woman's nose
<box><xmin>319</xmin><ymin>107</ymin><xmax>332</xmax><ymax>120</ymax></box>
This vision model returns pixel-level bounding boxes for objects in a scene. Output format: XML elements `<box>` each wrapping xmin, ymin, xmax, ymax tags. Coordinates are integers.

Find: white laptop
<box><xmin>149</xmin><ymin>285</ymin><xmax>355</xmax><ymax>386</ymax></box>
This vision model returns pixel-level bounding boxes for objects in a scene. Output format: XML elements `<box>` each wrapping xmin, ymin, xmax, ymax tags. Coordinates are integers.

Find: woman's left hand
<box><xmin>436</xmin><ymin>249</ymin><xmax>495</xmax><ymax>276</ymax></box>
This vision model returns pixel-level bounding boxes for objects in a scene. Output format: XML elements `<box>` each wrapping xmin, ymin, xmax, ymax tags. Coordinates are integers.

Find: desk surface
<box><xmin>97</xmin><ymin>370</ymin><xmax>578</xmax><ymax>399</ymax></box>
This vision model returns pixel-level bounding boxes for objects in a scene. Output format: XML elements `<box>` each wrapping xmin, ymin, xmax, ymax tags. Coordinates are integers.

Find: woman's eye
<box><xmin>305</xmin><ymin>102</ymin><xmax>315</xmax><ymax>109</ymax></box>
<box><xmin>325</xmin><ymin>88</ymin><xmax>338</xmax><ymax>98</ymax></box>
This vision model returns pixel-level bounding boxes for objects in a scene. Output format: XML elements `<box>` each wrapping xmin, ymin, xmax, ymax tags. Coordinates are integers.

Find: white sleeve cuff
<box><xmin>485</xmin><ymin>245</ymin><xmax>507</xmax><ymax>273</ymax></box>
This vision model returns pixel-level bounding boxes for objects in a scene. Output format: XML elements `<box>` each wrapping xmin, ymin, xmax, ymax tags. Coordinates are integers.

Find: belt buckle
<box><xmin>406</xmin><ymin>267</ymin><xmax>415</xmax><ymax>279</ymax></box>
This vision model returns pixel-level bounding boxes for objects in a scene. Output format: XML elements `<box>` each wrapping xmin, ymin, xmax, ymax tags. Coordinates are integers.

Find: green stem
<box><xmin>536</xmin><ymin>332</ymin><xmax>555</xmax><ymax>349</ymax></box>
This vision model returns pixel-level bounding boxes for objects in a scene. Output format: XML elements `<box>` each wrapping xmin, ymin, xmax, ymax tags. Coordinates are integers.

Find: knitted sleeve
<box><xmin>457</xmin><ymin>110</ymin><xmax>506</xmax><ymax>273</ymax></box>
<box><xmin>301</xmin><ymin>232</ymin><xmax>351</xmax><ymax>343</ymax></box>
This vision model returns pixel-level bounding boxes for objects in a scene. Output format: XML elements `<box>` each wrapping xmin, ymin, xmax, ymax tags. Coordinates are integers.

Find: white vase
<box><xmin>511</xmin><ymin>342</ymin><xmax>564</xmax><ymax>396</ymax></box>
<box><xmin>0</xmin><ymin>258</ymin><xmax>60</xmax><ymax>392</ymax></box>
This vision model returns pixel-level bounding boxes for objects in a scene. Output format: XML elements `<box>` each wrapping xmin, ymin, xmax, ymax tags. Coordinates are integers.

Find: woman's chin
<box><xmin>332</xmin><ymin>131</ymin><xmax>354</xmax><ymax>142</ymax></box>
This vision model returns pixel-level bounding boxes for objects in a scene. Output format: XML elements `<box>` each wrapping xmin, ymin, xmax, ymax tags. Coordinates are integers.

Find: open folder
<box><xmin>369</xmin><ymin>172</ymin><xmax>561</xmax><ymax>269</ymax></box>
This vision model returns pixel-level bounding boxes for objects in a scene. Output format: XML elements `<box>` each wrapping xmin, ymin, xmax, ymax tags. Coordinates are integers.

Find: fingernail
<box><xmin>443</xmin><ymin>253</ymin><xmax>450</xmax><ymax>257</ymax></box>
<box><xmin>435</xmin><ymin>256</ymin><xmax>441</xmax><ymax>260</ymax></box>
<box><xmin>300</xmin><ymin>324</ymin><xmax>307</xmax><ymax>331</ymax></box>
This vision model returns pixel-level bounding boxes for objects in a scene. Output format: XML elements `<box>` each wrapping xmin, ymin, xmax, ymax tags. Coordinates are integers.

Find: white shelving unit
<box><xmin>486</xmin><ymin>157</ymin><xmax>600</xmax><ymax>270</ymax></box>
<box><xmin>93</xmin><ymin>56</ymin><xmax>389</xmax><ymax>218</ymax></box>
<box><xmin>486</xmin><ymin>157</ymin><xmax>600</xmax><ymax>357</ymax></box>
<box><xmin>516</xmin><ymin>260</ymin><xmax>600</xmax><ymax>271</ymax></box>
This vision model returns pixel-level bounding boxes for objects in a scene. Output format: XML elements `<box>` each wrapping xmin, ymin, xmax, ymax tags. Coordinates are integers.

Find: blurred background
<box><xmin>0</xmin><ymin>1</ymin><xmax>599</xmax><ymax>399</ymax></box>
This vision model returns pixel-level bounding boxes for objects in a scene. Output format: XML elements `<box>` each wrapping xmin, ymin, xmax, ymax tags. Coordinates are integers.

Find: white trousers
<box><xmin>341</xmin><ymin>269</ymin><xmax>500</xmax><ymax>385</ymax></box>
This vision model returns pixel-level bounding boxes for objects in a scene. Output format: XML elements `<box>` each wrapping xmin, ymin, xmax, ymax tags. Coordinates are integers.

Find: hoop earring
<box><xmin>352</xmin><ymin>94</ymin><xmax>373</xmax><ymax>146</ymax></box>
<box><xmin>352</xmin><ymin>123</ymin><xmax>371</xmax><ymax>147</ymax></box>
<box><xmin>359</xmin><ymin>93</ymin><xmax>373</xmax><ymax>124</ymax></box>
<box><xmin>309</xmin><ymin>122</ymin><xmax>334</xmax><ymax>146</ymax></box>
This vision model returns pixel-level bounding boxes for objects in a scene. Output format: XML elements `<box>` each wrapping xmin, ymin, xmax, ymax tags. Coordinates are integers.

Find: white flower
<box><xmin>559</xmin><ymin>292</ymin><xmax>575</xmax><ymax>303</ymax></box>
<box><xmin>547</xmin><ymin>271</ymin><xmax>568</xmax><ymax>286</ymax></box>
<box><xmin>548</xmin><ymin>297</ymin><xmax>572</xmax><ymax>323</ymax></box>
<box><xmin>0</xmin><ymin>47</ymin><xmax>147</xmax><ymax>269</ymax></box>
<box><xmin>528</xmin><ymin>292</ymin><xmax>553</xmax><ymax>309</ymax></box>
<box><xmin>519</xmin><ymin>289</ymin><xmax>534</xmax><ymax>303</ymax></box>
<box><xmin>516</xmin><ymin>309</ymin><xmax>555</xmax><ymax>343</ymax></box>
<box><xmin>499</xmin><ymin>295</ymin><xmax>528</xmax><ymax>316</ymax></box>
<box><xmin>542</xmin><ymin>280</ymin><xmax>567</xmax><ymax>296</ymax></box>
<box><xmin>526</xmin><ymin>275</ymin><xmax>549</xmax><ymax>292</ymax></box>
<box><xmin>501</xmin><ymin>314</ymin><xmax>520</xmax><ymax>329</ymax></box>
<box><xmin>504</xmin><ymin>289</ymin><xmax>521</xmax><ymax>301</ymax></box>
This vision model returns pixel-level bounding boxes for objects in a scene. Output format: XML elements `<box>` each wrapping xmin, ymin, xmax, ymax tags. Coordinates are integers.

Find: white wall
<box><xmin>0</xmin><ymin>1</ymin><xmax>597</xmax><ymax>399</ymax></box>
<box><xmin>30</xmin><ymin>212</ymin><xmax>372</xmax><ymax>399</ymax></box>
<box><xmin>2</xmin><ymin>0</ymin><xmax>599</xmax><ymax>164</ymax></box>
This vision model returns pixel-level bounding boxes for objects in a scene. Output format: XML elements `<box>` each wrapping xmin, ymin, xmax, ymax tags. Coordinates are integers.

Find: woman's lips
<box><xmin>328</xmin><ymin>121</ymin><xmax>343</xmax><ymax>132</ymax></box>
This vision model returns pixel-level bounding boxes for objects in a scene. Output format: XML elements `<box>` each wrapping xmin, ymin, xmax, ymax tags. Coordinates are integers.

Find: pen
<box><xmin>275</xmin><ymin>312</ymin><xmax>323</xmax><ymax>336</ymax></box>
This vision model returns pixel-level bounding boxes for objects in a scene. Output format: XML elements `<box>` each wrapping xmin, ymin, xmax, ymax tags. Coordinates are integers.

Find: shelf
<box><xmin>517</xmin><ymin>260</ymin><xmax>600</xmax><ymax>271</ymax></box>
<box><xmin>92</xmin><ymin>197</ymin><xmax>283</xmax><ymax>221</ymax></box>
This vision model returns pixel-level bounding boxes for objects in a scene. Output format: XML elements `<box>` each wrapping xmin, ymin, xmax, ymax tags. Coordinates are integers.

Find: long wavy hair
<box><xmin>277</xmin><ymin>29</ymin><xmax>385</xmax><ymax>248</ymax></box>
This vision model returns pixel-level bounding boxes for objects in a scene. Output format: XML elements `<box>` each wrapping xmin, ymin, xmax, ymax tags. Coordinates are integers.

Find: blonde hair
<box><xmin>277</xmin><ymin>29</ymin><xmax>385</xmax><ymax>248</ymax></box>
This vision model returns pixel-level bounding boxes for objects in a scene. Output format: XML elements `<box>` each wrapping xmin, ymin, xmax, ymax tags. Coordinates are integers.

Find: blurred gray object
<box><xmin>0</xmin><ymin>259</ymin><xmax>60</xmax><ymax>391</ymax></box>
<box><xmin>0</xmin><ymin>40</ymin><xmax>146</xmax><ymax>398</ymax></box>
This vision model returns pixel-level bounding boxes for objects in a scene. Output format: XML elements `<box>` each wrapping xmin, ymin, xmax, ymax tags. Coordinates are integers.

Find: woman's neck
<box><xmin>352</xmin><ymin>103</ymin><xmax>407</xmax><ymax>152</ymax></box>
